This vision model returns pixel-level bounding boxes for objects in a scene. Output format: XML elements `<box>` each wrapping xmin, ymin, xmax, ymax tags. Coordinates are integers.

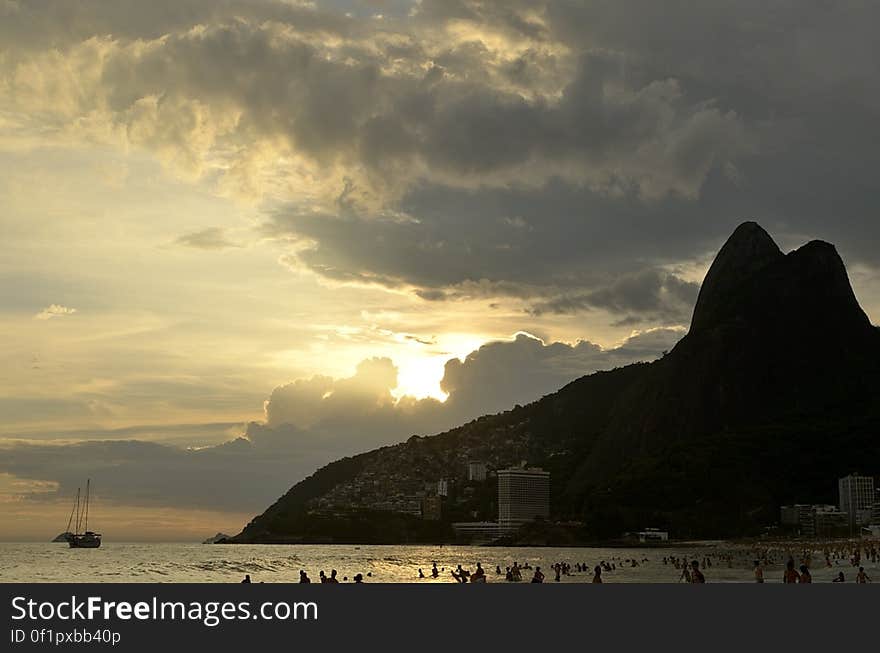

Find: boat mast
<box><xmin>66</xmin><ymin>488</ymin><xmax>80</xmax><ymax>534</ymax></box>
<box><xmin>74</xmin><ymin>487</ymin><xmax>82</xmax><ymax>534</ymax></box>
<box><xmin>84</xmin><ymin>479</ymin><xmax>90</xmax><ymax>533</ymax></box>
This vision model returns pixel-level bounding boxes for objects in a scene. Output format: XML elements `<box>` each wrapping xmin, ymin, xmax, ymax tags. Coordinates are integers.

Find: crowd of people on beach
<box><xmin>237</xmin><ymin>539</ymin><xmax>878</xmax><ymax>584</ymax></box>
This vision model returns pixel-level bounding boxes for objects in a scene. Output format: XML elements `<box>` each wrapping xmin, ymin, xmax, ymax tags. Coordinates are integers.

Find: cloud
<box><xmin>526</xmin><ymin>270</ymin><xmax>699</xmax><ymax>322</ymax></box>
<box><xmin>0</xmin><ymin>328</ymin><xmax>684</xmax><ymax>514</ymax></box>
<box><xmin>175</xmin><ymin>227</ymin><xmax>241</xmax><ymax>250</ymax></box>
<box><xmin>6</xmin><ymin>1</ymin><xmax>879</xmax><ymax>326</ymax></box>
<box><xmin>34</xmin><ymin>304</ymin><xmax>77</xmax><ymax>320</ymax></box>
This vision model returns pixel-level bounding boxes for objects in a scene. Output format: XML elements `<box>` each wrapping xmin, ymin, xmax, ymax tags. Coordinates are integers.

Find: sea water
<box><xmin>1</xmin><ymin>542</ymin><xmax>876</xmax><ymax>583</ymax></box>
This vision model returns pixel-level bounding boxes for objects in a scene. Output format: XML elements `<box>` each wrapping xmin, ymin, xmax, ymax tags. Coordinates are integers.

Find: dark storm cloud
<box><xmin>0</xmin><ymin>329</ymin><xmax>682</xmax><ymax>512</ymax></box>
<box><xmin>262</xmin><ymin>1</ymin><xmax>879</xmax><ymax>316</ymax></box>
<box><xmin>268</xmin><ymin>177</ymin><xmax>731</xmax><ymax>319</ymax></box>
<box><xmin>526</xmin><ymin>270</ymin><xmax>699</xmax><ymax>321</ymax></box>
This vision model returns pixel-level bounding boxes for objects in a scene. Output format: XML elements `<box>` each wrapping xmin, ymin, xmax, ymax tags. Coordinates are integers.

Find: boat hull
<box><xmin>67</xmin><ymin>534</ymin><xmax>101</xmax><ymax>548</ymax></box>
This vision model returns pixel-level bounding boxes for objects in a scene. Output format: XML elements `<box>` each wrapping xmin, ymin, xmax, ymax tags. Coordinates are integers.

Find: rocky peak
<box><xmin>690</xmin><ymin>221</ymin><xmax>784</xmax><ymax>333</ymax></box>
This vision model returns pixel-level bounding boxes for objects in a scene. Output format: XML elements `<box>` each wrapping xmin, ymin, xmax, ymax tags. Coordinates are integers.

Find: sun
<box><xmin>391</xmin><ymin>334</ymin><xmax>488</xmax><ymax>401</ymax></box>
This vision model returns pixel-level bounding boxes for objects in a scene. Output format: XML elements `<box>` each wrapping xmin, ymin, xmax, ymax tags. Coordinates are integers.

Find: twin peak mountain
<box><xmin>233</xmin><ymin>222</ymin><xmax>880</xmax><ymax>542</ymax></box>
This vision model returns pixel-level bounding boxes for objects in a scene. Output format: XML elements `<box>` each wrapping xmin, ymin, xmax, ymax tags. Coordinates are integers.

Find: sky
<box><xmin>1</xmin><ymin>1</ymin><xmax>879</xmax><ymax>540</ymax></box>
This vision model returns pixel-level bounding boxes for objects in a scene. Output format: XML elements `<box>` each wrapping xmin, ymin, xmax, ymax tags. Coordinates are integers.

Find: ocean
<box><xmin>1</xmin><ymin>542</ymin><xmax>875</xmax><ymax>583</ymax></box>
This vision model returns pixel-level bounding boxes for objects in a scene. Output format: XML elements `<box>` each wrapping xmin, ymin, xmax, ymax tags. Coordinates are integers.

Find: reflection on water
<box><xmin>0</xmin><ymin>542</ymin><xmax>875</xmax><ymax>583</ymax></box>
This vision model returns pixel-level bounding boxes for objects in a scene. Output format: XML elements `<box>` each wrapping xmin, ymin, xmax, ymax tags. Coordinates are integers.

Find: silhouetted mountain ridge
<box><xmin>232</xmin><ymin>223</ymin><xmax>880</xmax><ymax>542</ymax></box>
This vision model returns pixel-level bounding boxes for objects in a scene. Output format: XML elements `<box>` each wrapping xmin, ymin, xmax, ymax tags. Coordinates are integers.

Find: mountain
<box><xmin>231</xmin><ymin>222</ymin><xmax>880</xmax><ymax>543</ymax></box>
<box><xmin>202</xmin><ymin>532</ymin><xmax>233</xmax><ymax>544</ymax></box>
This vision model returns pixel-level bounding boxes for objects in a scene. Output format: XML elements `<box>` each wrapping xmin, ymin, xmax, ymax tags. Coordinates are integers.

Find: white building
<box><xmin>637</xmin><ymin>529</ymin><xmax>669</xmax><ymax>543</ymax></box>
<box><xmin>497</xmin><ymin>467</ymin><xmax>550</xmax><ymax>529</ymax></box>
<box><xmin>467</xmin><ymin>461</ymin><xmax>487</xmax><ymax>482</ymax></box>
<box><xmin>436</xmin><ymin>479</ymin><xmax>449</xmax><ymax>497</ymax></box>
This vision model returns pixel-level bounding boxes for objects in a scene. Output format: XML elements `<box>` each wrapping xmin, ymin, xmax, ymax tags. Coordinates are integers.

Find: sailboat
<box><xmin>64</xmin><ymin>479</ymin><xmax>102</xmax><ymax>548</ymax></box>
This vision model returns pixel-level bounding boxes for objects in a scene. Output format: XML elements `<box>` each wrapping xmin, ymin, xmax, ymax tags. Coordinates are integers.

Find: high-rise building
<box><xmin>467</xmin><ymin>461</ymin><xmax>487</xmax><ymax>482</ymax></box>
<box><xmin>497</xmin><ymin>467</ymin><xmax>550</xmax><ymax>529</ymax></box>
<box><xmin>838</xmin><ymin>474</ymin><xmax>875</xmax><ymax>528</ymax></box>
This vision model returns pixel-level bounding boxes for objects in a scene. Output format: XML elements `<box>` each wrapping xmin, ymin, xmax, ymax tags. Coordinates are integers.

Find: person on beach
<box><xmin>799</xmin><ymin>565</ymin><xmax>812</xmax><ymax>583</ymax></box>
<box><xmin>783</xmin><ymin>560</ymin><xmax>800</xmax><ymax>584</ymax></box>
<box><xmin>592</xmin><ymin>565</ymin><xmax>603</xmax><ymax>583</ymax></box>
<box><xmin>241</xmin><ymin>574</ymin><xmax>251</xmax><ymax>584</ymax></box>
<box><xmin>753</xmin><ymin>561</ymin><xmax>764</xmax><ymax>583</ymax></box>
<box><xmin>531</xmin><ymin>567</ymin><xmax>545</xmax><ymax>583</ymax></box>
<box><xmin>833</xmin><ymin>572</ymin><xmax>845</xmax><ymax>583</ymax></box>
<box><xmin>472</xmin><ymin>563</ymin><xmax>486</xmax><ymax>583</ymax></box>
<box><xmin>299</xmin><ymin>570</ymin><xmax>311</xmax><ymax>584</ymax></box>
<box><xmin>431</xmin><ymin>562</ymin><xmax>439</xmax><ymax>578</ymax></box>
<box><xmin>690</xmin><ymin>560</ymin><xmax>705</xmax><ymax>583</ymax></box>
<box><xmin>856</xmin><ymin>567</ymin><xmax>871</xmax><ymax>583</ymax></box>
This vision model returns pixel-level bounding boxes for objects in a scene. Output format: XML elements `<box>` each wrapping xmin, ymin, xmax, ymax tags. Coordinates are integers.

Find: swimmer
<box><xmin>690</xmin><ymin>560</ymin><xmax>705</xmax><ymax>584</ymax></box>
<box><xmin>531</xmin><ymin>566</ymin><xmax>545</xmax><ymax>583</ymax></box>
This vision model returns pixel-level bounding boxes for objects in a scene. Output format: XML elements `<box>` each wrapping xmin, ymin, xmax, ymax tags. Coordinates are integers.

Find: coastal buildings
<box><xmin>449</xmin><ymin>521</ymin><xmax>503</xmax><ymax>543</ymax></box>
<box><xmin>452</xmin><ymin>466</ymin><xmax>551</xmax><ymax>541</ymax></box>
<box><xmin>467</xmin><ymin>461</ymin><xmax>487</xmax><ymax>482</ymax></box>
<box><xmin>780</xmin><ymin>504</ymin><xmax>851</xmax><ymax>537</ymax></box>
<box><xmin>838</xmin><ymin>474</ymin><xmax>876</xmax><ymax>529</ymax></box>
<box><xmin>497</xmin><ymin>467</ymin><xmax>550</xmax><ymax>530</ymax></box>
<box><xmin>780</xmin><ymin>504</ymin><xmax>818</xmax><ymax>537</ymax></box>
<box><xmin>813</xmin><ymin>505</ymin><xmax>849</xmax><ymax>537</ymax></box>
<box><xmin>778</xmin><ymin>474</ymin><xmax>878</xmax><ymax>537</ymax></box>
<box><xmin>636</xmin><ymin>528</ymin><xmax>669</xmax><ymax>543</ymax></box>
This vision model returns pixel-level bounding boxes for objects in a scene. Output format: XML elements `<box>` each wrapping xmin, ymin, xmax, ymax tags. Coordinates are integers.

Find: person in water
<box><xmin>328</xmin><ymin>569</ymin><xmax>339</xmax><ymax>583</ymax></box>
<box><xmin>431</xmin><ymin>562</ymin><xmax>439</xmax><ymax>578</ymax></box>
<box><xmin>241</xmin><ymin>574</ymin><xmax>251</xmax><ymax>584</ymax></box>
<box><xmin>592</xmin><ymin>565</ymin><xmax>602</xmax><ymax>583</ymax></box>
<box><xmin>418</xmin><ymin>568</ymin><xmax>425</xmax><ymax>578</ymax></box>
<box><xmin>353</xmin><ymin>573</ymin><xmax>364</xmax><ymax>583</ymax></box>
<box><xmin>531</xmin><ymin>567</ymin><xmax>545</xmax><ymax>583</ymax></box>
<box><xmin>690</xmin><ymin>560</ymin><xmax>705</xmax><ymax>583</ymax></box>
<box><xmin>319</xmin><ymin>570</ymin><xmax>327</xmax><ymax>583</ymax></box>
<box><xmin>679</xmin><ymin>564</ymin><xmax>692</xmax><ymax>583</ymax></box>
<box><xmin>753</xmin><ymin>560</ymin><xmax>764</xmax><ymax>583</ymax></box>
<box><xmin>799</xmin><ymin>565</ymin><xmax>812</xmax><ymax>583</ymax></box>
<box><xmin>299</xmin><ymin>570</ymin><xmax>311</xmax><ymax>584</ymax></box>
<box><xmin>783</xmin><ymin>559</ymin><xmax>800</xmax><ymax>584</ymax></box>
